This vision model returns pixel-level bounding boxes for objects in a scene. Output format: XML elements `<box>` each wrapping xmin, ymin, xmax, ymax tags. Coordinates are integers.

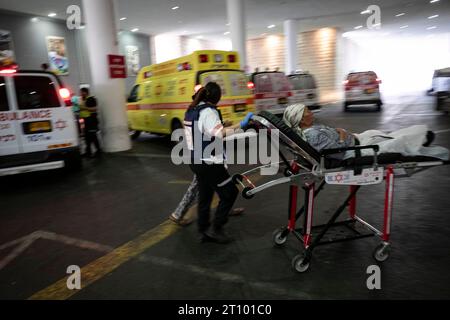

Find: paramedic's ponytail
<box><xmin>189</xmin><ymin>87</ymin><xmax>208</xmax><ymax>109</ymax></box>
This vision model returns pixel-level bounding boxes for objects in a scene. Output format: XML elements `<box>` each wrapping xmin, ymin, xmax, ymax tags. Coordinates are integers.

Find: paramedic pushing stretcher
<box><xmin>184</xmin><ymin>82</ymin><xmax>253</xmax><ymax>244</ymax></box>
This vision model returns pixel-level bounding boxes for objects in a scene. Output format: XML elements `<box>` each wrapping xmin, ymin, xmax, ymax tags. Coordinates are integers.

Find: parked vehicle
<box><xmin>288</xmin><ymin>72</ymin><xmax>321</xmax><ymax>110</ymax></box>
<box><xmin>0</xmin><ymin>65</ymin><xmax>81</xmax><ymax>176</ymax></box>
<box><xmin>343</xmin><ymin>71</ymin><xmax>383</xmax><ymax>111</ymax></box>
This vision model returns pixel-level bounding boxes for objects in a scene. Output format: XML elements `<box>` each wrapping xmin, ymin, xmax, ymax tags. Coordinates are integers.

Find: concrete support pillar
<box><xmin>82</xmin><ymin>0</ymin><xmax>131</xmax><ymax>152</ymax></box>
<box><xmin>284</xmin><ymin>19</ymin><xmax>298</xmax><ymax>75</ymax></box>
<box><xmin>227</xmin><ymin>0</ymin><xmax>247</xmax><ymax>71</ymax></box>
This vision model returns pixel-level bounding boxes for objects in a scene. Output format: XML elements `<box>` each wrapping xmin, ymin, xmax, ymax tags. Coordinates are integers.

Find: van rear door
<box><xmin>199</xmin><ymin>71</ymin><xmax>252</xmax><ymax>120</ymax></box>
<box><xmin>0</xmin><ymin>76</ymin><xmax>20</xmax><ymax>157</ymax></box>
<box><xmin>11</xmin><ymin>74</ymin><xmax>78</xmax><ymax>154</ymax></box>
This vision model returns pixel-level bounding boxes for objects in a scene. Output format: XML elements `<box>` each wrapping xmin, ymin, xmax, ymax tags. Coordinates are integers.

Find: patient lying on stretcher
<box><xmin>282</xmin><ymin>104</ymin><xmax>449</xmax><ymax>161</ymax></box>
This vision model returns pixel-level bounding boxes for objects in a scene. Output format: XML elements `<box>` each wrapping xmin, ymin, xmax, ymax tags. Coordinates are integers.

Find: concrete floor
<box><xmin>1</xmin><ymin>94</ymin><xmax>449</xmax><ymax>300</ymax></box>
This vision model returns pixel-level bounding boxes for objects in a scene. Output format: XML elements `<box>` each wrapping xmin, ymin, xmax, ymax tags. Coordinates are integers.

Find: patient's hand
<box><xmin>336</xmin><ymin>128</ymin><xmax>353</xmax><ymax>142</ymax></box>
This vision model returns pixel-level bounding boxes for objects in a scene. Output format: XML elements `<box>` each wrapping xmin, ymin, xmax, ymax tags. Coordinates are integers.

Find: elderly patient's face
<box><xmin>300</xmin><ymin>108</ymin><xmax>314</xmax><ymax>127</ymax></box>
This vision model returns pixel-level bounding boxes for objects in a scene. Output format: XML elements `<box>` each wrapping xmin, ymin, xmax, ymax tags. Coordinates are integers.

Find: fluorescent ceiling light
<box><xmin>427</xmin><ymin>26</ymin><xmax>437</xmax><ymax>30</ymax></box>
<box><xmin>224</xmin><ymin>31</ymin><xmax>230</xmax><ymax>35</ymax></box>
<box><xmin>354</xmin><ymin>25</ymin><xmax>363</xmax><ymax>30</ymax></box>
<box><xmin>400</xmin><ymin>25</ymin><xmax>408</xmax><ymax>29</ymax></box>
<box><xmin>267</xmin><ymin>24</ymin><xmax>276</xmax><ymax>29</ymax></box>
<box><xmin>131</xmin><ymin>28</ymin><xmax>139</xmax><ymax>32</ymax></box>
<box><xmin>120</xmin><ymin>17</ymin><xmax>127</xmax><ymax>21</ymax></box>
<box><xmin>395</xmin><ymin>13</ymin><xmax>405</xmax><ymax>17</ymax></box>
<box><xmin>430</xmin><ymin>0</ymin><xmax>439</xmax><ymax>3</ymax></box>
<box><xmin>172</xmin><ymin>6</ymin><xmax>179</xmax><ymax>10</ymax></box>
<box><xmin>361</xmin><ymin>10</ymin><xmax>371</xmax><ymax>15</ymax></box>
<box><xmin>428</xmin><ymin>15</ymin><xmax>439</xmax><ymax>19</ymax></box>
<box><xmin>48</xmin><ymin>12</ymin><xmax>57</xmax><ymax>17</ymax></box>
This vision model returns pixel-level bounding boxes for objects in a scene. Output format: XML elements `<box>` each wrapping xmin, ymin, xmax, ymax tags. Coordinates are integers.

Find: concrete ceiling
<box><xmin>0</xmin><ymin>0</ymin><xmax>448</xmax><ymax>39</ymax></box>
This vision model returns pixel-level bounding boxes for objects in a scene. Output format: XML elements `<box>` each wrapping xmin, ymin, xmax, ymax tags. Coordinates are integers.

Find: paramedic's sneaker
<box><xmin>423</xmin><ymin>131</ymin><xmax>435</xmax><ymax>147</ymax></box>
<box><xmin>204</xmin><ymin>229</ymin><xmax>234</xmax><ymax>244</ymax></box>
<box><xmin>169</xmin><ymin>213</ymin><xmax>193</xmax><ymax>227</ymax></box>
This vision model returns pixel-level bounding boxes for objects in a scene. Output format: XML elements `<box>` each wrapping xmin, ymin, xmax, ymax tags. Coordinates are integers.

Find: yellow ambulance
<box><xmin>126</xmin><ymin>50</ymin><xmax>255</xmax><ymax>138</ymax></box>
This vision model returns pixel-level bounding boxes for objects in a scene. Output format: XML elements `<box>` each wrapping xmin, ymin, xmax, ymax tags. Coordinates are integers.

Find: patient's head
<box><xmin>283</xmin><ymin>104</ymin><xmax>314</xmax><ymax>132</ymax></box>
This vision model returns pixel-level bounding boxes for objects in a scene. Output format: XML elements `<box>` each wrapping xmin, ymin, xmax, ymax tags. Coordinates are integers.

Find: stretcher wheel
<box><xmin>232</xmin><ymin>174</ymin><xmax>244</xmax><ymax>185</ymax></box>
<box><xmin>272</xmin><ymin>228</ymin><xmax>289</xmax><ymax>246</ymax></box>
<box><xmin>373</xmin><ymin>243</ymin><xmax>391</xmax><ymax>262</ymax></box>
<box><xmin>242</xmin><ymin>187</ymin><xmax>254</xmax><ymax>200</ymax></box>
<box><xmin>292</xmin><ymin>254</ymin><xmax>310</xmax><ymax>273</ymax></box>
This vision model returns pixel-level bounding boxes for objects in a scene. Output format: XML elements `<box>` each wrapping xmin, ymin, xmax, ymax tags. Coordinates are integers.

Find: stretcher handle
<box><xmin>320</xmin><ymin>145</ymin><xmax>380</xmax><ymax>156</ymax></box>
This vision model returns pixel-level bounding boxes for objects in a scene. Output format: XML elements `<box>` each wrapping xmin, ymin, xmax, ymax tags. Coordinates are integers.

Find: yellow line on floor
<box><xmin>29</xmin><ymin>173</ymin><xmax>261</xmax><ymax>300</ymax></box>
<box><xmin>29</xmin><ymin>220</ymin><xmax>180</xmax><ymax>300</ymax></box>
<box><xmin>28</xmin><ymin>197</ymin><xmax>222</xmax><ymax>301</ymax></box>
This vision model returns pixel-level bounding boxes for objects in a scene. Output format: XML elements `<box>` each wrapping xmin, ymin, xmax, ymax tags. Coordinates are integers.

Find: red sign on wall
<box><xmin>108</xmin><ymin>54</ymin><xmax>126</xmax><ymax>79</ymax></box>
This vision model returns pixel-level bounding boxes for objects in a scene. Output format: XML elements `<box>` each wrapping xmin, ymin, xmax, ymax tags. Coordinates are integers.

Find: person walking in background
<box><xmin>169</xmin><ymin>176</ymin><xmax>245</xmax><ymax>226</ymax></box>
<box><xmin>79</xmin><ymin>88</ymin><xmax>102</xmax><ymax>158</ymax></box>
<box><xmin>71</xmin><ymin>93</ymin><xmax>81</xmax><ymax>135</ymax></box>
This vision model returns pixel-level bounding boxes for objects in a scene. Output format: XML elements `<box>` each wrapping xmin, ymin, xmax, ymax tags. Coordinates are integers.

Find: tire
<box><xmin>64</xmin><ymin>149</ymin><xmax>82</xmax><ymax>172</ymax></box>
<box><xmin>292</xmin><ymin>254</ymin><xmax>310</xmax><ymax>273</ymax></box>
<box><xmin>129</xmin><ymin>129</ymin><xmax>141</xmax><ymax>140</ymax></box>
<box><xmin>272</xmin><ymin>228</ymin><xmax>288</xmax><ymax>246</ymax></box>
<box><xmin>343</xmin><ymin>102</ymin><xmax>350</xmax><ymax>112</ymax></box>
<box><xmin>373</xmin><ymin>243</ymin><xmax>390</xmax><ymax>262</ymax></box>
<box><xmin>171</xmin><ymin>119</ymin><xmax>183</xmax><ymax>134</ymax></box>
<box><xmin>376</xmin><ymin>101</ymin><xmax>383</xmax><ymax>112</ymax></box>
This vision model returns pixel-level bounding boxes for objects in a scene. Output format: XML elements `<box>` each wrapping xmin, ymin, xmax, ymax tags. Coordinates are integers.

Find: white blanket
<box><xmin>344</xmin><ymin>125</ymin><xmax>449</xmax><ymax>160</ymax></box>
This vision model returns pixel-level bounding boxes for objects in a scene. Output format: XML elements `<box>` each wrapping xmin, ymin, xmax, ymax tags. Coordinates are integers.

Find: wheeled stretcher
<box><xmin>233</xmin><ymin>111</ymin><xmax>450</xmax><ymax>273</ymax></box>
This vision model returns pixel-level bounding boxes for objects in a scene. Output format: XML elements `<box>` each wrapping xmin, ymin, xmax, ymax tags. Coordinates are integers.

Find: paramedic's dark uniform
<box><xmin>80</xmin><ymin>96</ymin><xmax>101</xmax><ymax>156</ymax></box>
<box><xmin>184</xmin><ymin>103</ymin><xmax>239</xmax><ymax>233</ymax></box>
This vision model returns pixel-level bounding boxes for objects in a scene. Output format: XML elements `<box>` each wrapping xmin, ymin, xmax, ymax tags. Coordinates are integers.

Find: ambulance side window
<box><xmin>128</xmin><ymin>85</ymin><xmax>140</xmax><ymax>103</ymax></box>
<box><xmin>14</xmin><ymin>76</ymin><xmax>60</xmax><ymax>110</ymax></box>
<box><xmin>0</xmin><ymin>77</ymin><xmax>8</xmax><ymax>111</ymax></box>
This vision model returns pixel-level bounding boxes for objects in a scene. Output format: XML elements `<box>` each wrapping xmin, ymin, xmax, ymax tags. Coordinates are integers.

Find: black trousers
<box><xmin>84</xmin><ymin>116</ymin><xmax>101</xmax><ymax>155</ymax></box>
<box><xmin>190</xmin><ymin>164</ymin><xmax>239</xmax><ymax>233</ymax></box>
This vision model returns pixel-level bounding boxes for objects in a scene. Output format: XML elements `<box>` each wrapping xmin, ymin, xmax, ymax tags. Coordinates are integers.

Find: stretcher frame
<box><xmin>233</xmin><ymin>112</ymin><xmax>449</xmax><ymax>273</ymax></box>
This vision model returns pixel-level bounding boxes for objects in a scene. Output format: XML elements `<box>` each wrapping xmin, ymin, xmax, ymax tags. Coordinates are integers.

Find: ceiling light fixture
<box><xmin>48</xmin><ymin>12</ymin><xmax>57</xmax><ymax>17</ymax></box>
<box><xmin>131</xmin><ymin>28</ymin><xmax>139</xmax><ymax>32</ymax></box>
<box><xmin>120</xmin><ymin>17</ymin><xmax>127</xmax><ymax>21</ymax></box>
<box><xmin>428</xmin><ymin>14</ymin><xmax>439</xmax><ymax>19</ymax></box>
<box><xmin>354</xmin><ymin>25</ymin><xmax>363</xmax><ymax>30</ymax></box>
<box><xmin>224</xmin><ymin>31</ymin><xmax>230</xmax><ymax>35</ymax></box>
<box><xmin>360</xmin><ymin>10</ymin><xmax>371</xmax><ymax>15</ymax></box>
<box><xmin>427</xmin><ymin>26</ymin><xmax>437</xmax><ymax>30</ymax></box>
<box><xmin>400</xmin><ymin>25</ymin><xmax>408</xmax><ymax>29</ymax></box>
<box><xmin>267</xmin><ymin>24</ymin><xmax>276</xmax><ymax>29</ymax></box>
<box><xmin>172</xmin><ymin>6</ymin><xmax>180</xmax><ymax>10</ymax></box>
<box><xmin>430</xmin><ymin>0</ymin><xmax>439</xmax><ymax>3</ymax></box>
<box><xmin>395</xmin><ymin>13</ymin><xmax>405</xmax><ymax>17</ymax></box>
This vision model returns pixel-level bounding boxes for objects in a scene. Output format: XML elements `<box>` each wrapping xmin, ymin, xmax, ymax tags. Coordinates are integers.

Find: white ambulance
<box><xmin>0</xmin><ymin>66</ymin><xmax>81</xmax><ymax>176</ymax></box>
<box><xmin>343</xmin><ymin>71</ymin><xmax>383</xmax><ymax>111</ymax></box>
<box><xmin>288</xmin><ymin>72</ymin><xmax>321</xmax><ymax>110</ymax></box>
<box><xmin>249</xmin><ymin>71</ymin><xmax>293</xmax><ymax>115</ymax></box>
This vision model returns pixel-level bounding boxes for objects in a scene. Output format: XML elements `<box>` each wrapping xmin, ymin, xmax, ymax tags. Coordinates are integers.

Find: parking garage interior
<box><xmin>0</xmin><ymin>0</ymin><xmax>450</xmax><ymax>305</ymax></box>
